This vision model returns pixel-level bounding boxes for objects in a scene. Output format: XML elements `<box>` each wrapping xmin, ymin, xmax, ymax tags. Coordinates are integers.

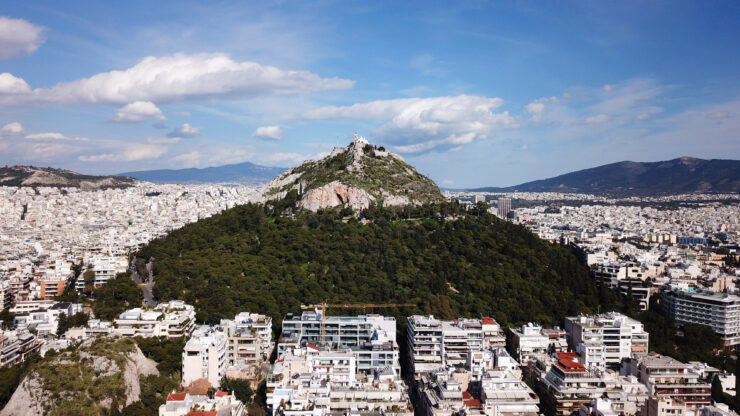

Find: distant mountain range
<box><xmin>469</xmin><ymin>157</ymin><xmax>740</xmax><ymax>195</ymax></box>
<box><xmin>119</xmin><ymin>161</ymin><xmax>286</xmax><ymax>185</ymax></box>
<box><xmin>0</xmin><ymin>166</ymin><xmax>136</xmax><ymax>189</ymax></box>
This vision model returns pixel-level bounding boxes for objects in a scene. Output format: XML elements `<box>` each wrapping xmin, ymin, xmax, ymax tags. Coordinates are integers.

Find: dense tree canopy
<box><xmin>140</xmin><ymin>203</ymin><xmax>601</xmax><ymax>326</ymax></box>
<box><xmin>91</xmin><ymin>273</ymin><xmax>142</xmax><ymax>321</ymax></box>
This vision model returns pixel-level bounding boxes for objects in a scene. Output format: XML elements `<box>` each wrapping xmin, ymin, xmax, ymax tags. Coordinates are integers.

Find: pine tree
<box><xmin>712</xmin><ymin>374</ymin><xmax>724</xmax><ymax>404</ymax></box>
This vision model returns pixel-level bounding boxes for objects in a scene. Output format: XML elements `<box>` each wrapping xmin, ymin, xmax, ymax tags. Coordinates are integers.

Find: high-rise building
<box><xmin>497</xmin><ymin>197</ymin><xmax>512</xmax><ymax>218</ymax></box>
<box><xmin>662</xmin><ymin>287</ymin><xmax>740</xmax><ymax>346</ymax></box>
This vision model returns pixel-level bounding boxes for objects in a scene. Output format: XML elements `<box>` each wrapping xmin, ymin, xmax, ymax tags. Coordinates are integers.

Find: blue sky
<box><xmin>0</xmin><ymin>1</ymin><xmax>738</xmax><ymax>187</ymax></box>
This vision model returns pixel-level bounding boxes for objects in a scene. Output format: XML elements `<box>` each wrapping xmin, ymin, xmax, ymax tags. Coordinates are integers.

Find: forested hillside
<box><xmin>139</xmin><ymin>203</ymin><xmax>601</xmax><ymax>326</ymax></box>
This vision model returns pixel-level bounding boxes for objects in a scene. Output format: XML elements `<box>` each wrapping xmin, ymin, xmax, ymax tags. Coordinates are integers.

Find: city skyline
<box><xmin>1</xmin><ymin>1</ymin><xmax>739</xmax><ymax>188</ymax></box>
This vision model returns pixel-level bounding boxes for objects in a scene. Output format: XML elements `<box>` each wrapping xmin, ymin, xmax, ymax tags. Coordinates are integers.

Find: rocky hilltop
<box><xmin>0</xmin><ymin>166</ymin><xmax>137</xmax><ymax>190</ymax></box>
<box><xmin>261</xmin><ymin>137</ymin><xmax>444</xmax><ymax>211</ymax></box>
<box><xmin>1</xmin><ymin>337</ymin><xmax>158</xmax><ymax>416</ymax></box>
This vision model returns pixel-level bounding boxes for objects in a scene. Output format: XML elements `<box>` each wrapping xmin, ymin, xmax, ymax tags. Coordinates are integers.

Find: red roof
<box><xmin>185</xmin><ymin>412</ymin><xmax>217</xmax><ymax>416</ymax></box>
<box><xmin>167</xmin><ymin>392</ymin><xmax>187</xmax><ymax>401</ymax></box>
<box><xmin>464</xmin><ymin>399</ymin><xmax>483</xmax><ymax>408</ymax></box>
<box><xmin>555</xmin><ymin>352</ymin><xmax>585</xmax><ymax>373</ymax></box>
<box><xmin>481</xmin><ymin>317</ymin><xmax>497</xmax><ymax>325</ymax></box>
<box><xmin>307</xmin><ymin>343</ymin><xmax>319</xmax><ymax>350</ymax></box>
<box><xmin>462</xmin><ymin>391</ymin><xmax>472</xmax><ymax>399</ymax></box>
<box><xmin>215</xmin><ymin>391</ymin><xmax>228</xmax><ymax>397</ymax></box>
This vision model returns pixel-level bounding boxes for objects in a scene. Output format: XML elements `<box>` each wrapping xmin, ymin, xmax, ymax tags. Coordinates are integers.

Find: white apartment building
<box><xmin>508</xmin><ymin>323</ymin><xmax>551</xmax><ymax>363</ymax></box>
<box><xmin>542</xmin><ymin>352</ymin><xmax>610</xmax><ymax>415</ymax></box>
<box><xmin>221</xmin><ymin>312</ymin><xmax>273</xmax><ymax>370</ymax></box>
<box><xmin>0</xmin><ymin>330</ymin><xmax>42</xmax><ymax>368</ymax></box>
<box><xmin>13</xmin><ymin>302</ymin><xmax>82</xmax><ymax>336</ymax></box>
<box><xmin>407</xmin><ymin>315</ymin><xmax>444</xmax><ymax>376</ymax></box>
<box><xmin>0</xmin><ymin>280</ymin><xmax>13</xmax><ymax>310</ymax></box>
<box><xmin>9</xmin><ymin>300</ymin><xmax>56</xmax><ymax>314</ymax></box>
<box><xmin>631</xmin><ymin>353</ymin><xmax>711</xmax><ymax>408</ymax></box>
<box><xmin>159</xmin><ymin>391</ymin><xmax>246</xmax><ymax>416</ymax></box>
<box><xmin>662</xmin><ymin>287</ymin><xmax>740</xmax><ymax>346</ymax></box>
<box><xmin>480</xmin><ymin>368</ymin><xmax>540</xmax><ymax>416</ymax></box>
<box><xmin>280</xmin><ymin>310</ymin><xmax>397</xmax><ymax>350</ymax></box>
<box><xmin>266</xmin><ymin>345</ymin><xmax>411</xmax><ymax>416</ymax></box>
<box><xmin>76</xmin><ymin>254</ymin><xmax>128</xmax><ymax>290</ymax></box>
<box><xmin>113</xmin><ymin>300</ymin><xmax>195</xmax><ymax>338</ymax></box>
<box><xmin>182</xmin><ymin>326</ymin><xmax>228</xmax><ymax>388</ymax></box>
<box><xmin>408</xmin><ymin>315</ymin><xmax>508</xmax><ymax>376</ymax></box>
<box><xmin>280</xmin><ymin>310</ymin><xmax>401</xmax><ymax>376</ymax></box>
<box><xmin>565</xmin><ymin>312</ymin><xmax>650</xmax><ymax>365</ymax></box>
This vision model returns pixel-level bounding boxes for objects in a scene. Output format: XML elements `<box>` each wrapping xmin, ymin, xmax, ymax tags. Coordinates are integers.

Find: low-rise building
<box><xmin>159</xmin><ymin>391</ymin><xmax>246</xmax><ymax>416</ymax></box>
<box><xmin>509</xmin><ymin>323</ymin><xmax>567</xmax><ymax>364</ymax></box>
<box><xmin>113</xmin><ymin>300</ymin><xmax>195</xmax><ymax>338</ymax></box>
<box><xmin>266</xmin><ymin>345</ymin><xmax>412</xmax><ymax>416</ymax></box>
<box><xmin>565</xmin><ymin>312</ymin><xmax>650</xmax><ymax>365</ymax></box>
<box><xmin>0</xmin><ymin>330</ymin><xmax>42</xmax><ymax>367</ymax></box>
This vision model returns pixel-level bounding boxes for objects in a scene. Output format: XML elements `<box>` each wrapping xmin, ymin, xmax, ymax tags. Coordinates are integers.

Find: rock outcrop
<box><xmin>1</xmin><ymin>337</ymin><xmax>159</xmax><ymax>416</ymax></box>
<box><xmin>262</xmin><ymin>137</ymin><xmax>443</xmax><ymax>211</ymax></box>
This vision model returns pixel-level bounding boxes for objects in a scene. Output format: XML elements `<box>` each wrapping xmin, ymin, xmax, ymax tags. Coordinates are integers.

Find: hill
<box><xmin>262</xmin><ymin>138</ymin><xmax>444</xmax><ymax>210</ymax></box>
<box><xmin>138</xmin><ymin>203</ymin><xmax>603</xmax><ymax>326</ymax></box>
<box><xmin>0</xmin><ymin>166</ymin><xmax>137</xmax><ymax>189</ymax></box>
<box><xmin>119</xmin><ymin>161</ymin><xmax>286</xmax><ymax>185</ymax></box>
<box><xmin>470</xmin><ymin>157</ymin><xmax>740</xmax><ymax>195</ymax></box>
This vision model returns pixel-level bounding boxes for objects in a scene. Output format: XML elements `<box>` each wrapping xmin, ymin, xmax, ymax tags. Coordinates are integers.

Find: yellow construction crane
<box><xmin>300</xmin><ymin>301</ymin><xmax>415</xmax><ymax>346</ymax></box>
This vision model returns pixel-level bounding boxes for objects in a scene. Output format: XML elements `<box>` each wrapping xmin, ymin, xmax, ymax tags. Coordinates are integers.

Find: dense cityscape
<box><xmin>2</xmin><ymin>1</ymin><xmax>739</xmax><ymax>415</ymax></box>
<box><xmin>0</xmin><ymin>183</ymin><xmax>738</xmax><ymax>415</ymax></box>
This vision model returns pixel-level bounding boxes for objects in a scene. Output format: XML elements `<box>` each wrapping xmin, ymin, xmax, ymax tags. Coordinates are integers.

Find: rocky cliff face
<box><xmin>262</xmin><ymin>138</ymin><xmax>443</xmax><ymax>211</ymax></box>
<box><xmin>1</xmin><ymin>337</ymin><xmax>159</xmax><ymax>416</ymax></box>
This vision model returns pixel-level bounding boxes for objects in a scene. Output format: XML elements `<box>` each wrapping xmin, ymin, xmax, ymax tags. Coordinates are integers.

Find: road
<box><xmin>130</xmin><ymin>257</ymin><xmax>156</xmax><ymax>307</ymax></box>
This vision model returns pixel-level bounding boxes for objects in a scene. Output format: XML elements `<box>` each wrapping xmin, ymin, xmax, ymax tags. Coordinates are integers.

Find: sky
<box><xmin>0</xmin><ymin>1</ymin><xmax>739</xmax><ymax>188</ymax></box>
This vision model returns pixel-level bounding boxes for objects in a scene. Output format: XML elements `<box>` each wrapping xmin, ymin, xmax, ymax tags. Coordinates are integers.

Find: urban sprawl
<box><xmin>1</xmin><ymin>184</ymin><xmax>739</xmax><ymax>416</ymax></box>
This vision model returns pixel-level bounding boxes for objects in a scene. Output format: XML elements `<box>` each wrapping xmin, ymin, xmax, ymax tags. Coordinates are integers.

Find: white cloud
<box><xmin>25</xmin><ymin>132</ymin><xmax>88</xmax><ymax>141</ymax></box>
<box><xmin>0</xmin><ymin>17</ymin><xmax>45</xmax><ymax>60</ymax></box>
<box><xmin>78</xmin><ymin>144</ymin><xmax>167</xmax><ymax>162</ymax></box>
<box><xmin>1</xmin><ymin>121</ymin><xmax>24</xmax><ymax>136</ymax></box>
<box><xmin>583</xmin><ymin>114</ymin><xmax>611</xmax><ymax>124</ymax></box>
<box><xmin>0</xmin><ymin>52</ymin><xmax>355</xmax><ymax>106</ymax></box>
<box><xmin>603</xmin><ymin>84</ymin><xmax>613</xmax><ymax>92</ymax></box>
<box><xmin>252</xmin><ymin>125</ymin><xmax>283</xmax><ymax>140</ymax></box>
<box><xmin>525</xmin><ymin>102</ymin><xmax>545</xmax><ymax>121</ymax></box>
<box><xmin>110</xmin><ymin>101</ymin><xmax>165</xmax><ymax>123</ymax></box>
<box><xmin>303</xmin><ymin>95</ymin><xmax>516</xmax><ymax>153</ymax></box>
<box><xmin>0</xmin><ymin>73</ymin><xmax>31</xmax><ymax>94</ymax></box>
<box><xmin>168</xmin><ymin>123</ymin><xmax>200</xmax><ymax>138</ymax></box>
<box><xmin>707</xmin><ymin>110</ymin><xmax>730</xmax><ymax>120</ymax></box>
<box><xmin>147</xmin><ymin>137</ymin><xmax>181</xmax><ymax>144</ymax></box>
